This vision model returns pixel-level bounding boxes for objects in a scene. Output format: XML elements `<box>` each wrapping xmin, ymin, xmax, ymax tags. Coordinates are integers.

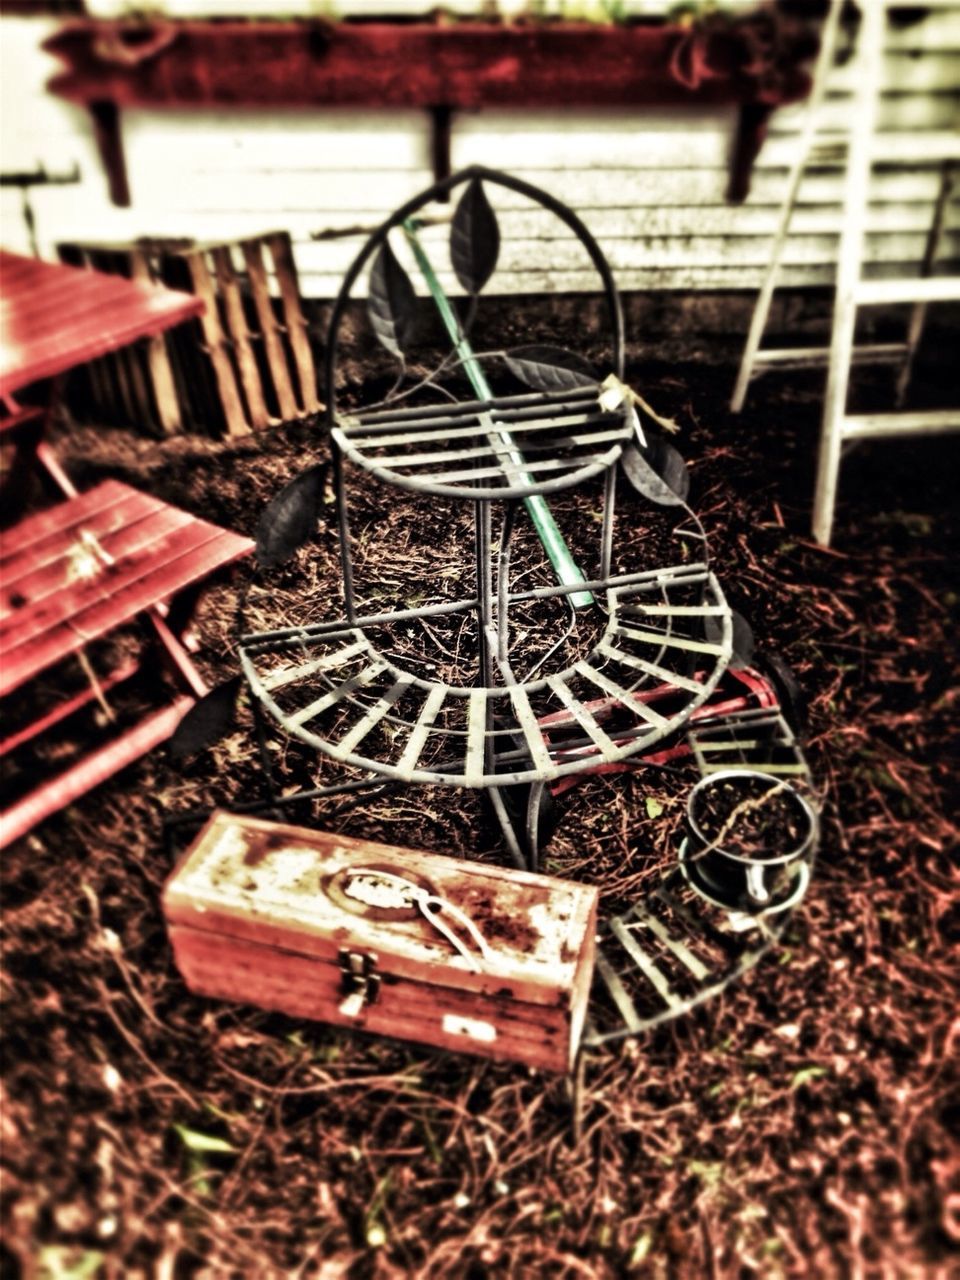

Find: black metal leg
<box><xmin>250</xmin><ymin>695</ymin><xmax>283</xmax><ymax>811</ymax></box>
<box><xmin>487</xmin><ymin>785</ymin><xmax>528</xmax><ymax>871</ymax></box>
<box><xmin>570</xmin><ymin>1046</ymin><xmax>587</xmax><ymax>1147</ymax></box>
<box><xmin>524</xmin><ymin>781</ymin><xmax>549</xmax><ymax>874</ymax></box>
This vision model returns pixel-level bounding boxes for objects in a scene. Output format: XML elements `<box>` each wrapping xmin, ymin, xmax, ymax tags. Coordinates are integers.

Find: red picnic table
<box><xmin>1</xmin><ymin>250</ymin><xmax>254</xmax><ymax>848</ymax></box>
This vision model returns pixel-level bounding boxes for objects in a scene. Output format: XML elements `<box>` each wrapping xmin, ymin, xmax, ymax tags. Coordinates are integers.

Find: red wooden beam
<box><xmin>43</xmin><ymin>17</ymin><xmax>815</xmax><ymax>209</ymax></box>
<box><xmin>0</xmin><ymin>250</ymin><xmax>203</xmax><ymax>398</ymax></box>
<box><xmin>0</xmin><ymin>696</ymin><xmax>192</xmax><ymax>851</ymax></box>
<box><xmin>0</xmin><ymin>657</ymin><xmax>140</xmax><ymax>758</ymax></box>
<box><xmin>45</xmin><ymin>20</ymin><xmax>811</xmax><ymax>110</ymax></box>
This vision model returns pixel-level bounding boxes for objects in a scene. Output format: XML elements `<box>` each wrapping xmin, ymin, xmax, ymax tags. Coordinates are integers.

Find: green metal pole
<box><xmin>402</xmin><ymin>219</ymin><xmax>592</xmax><ymax>608</ymax></box>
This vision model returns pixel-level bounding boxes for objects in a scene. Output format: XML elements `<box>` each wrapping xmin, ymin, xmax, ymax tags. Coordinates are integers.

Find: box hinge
<box><xmin>338</xmin><ymin>949</ymin><xmax>380</xmax><ymax>1018</ymax></box>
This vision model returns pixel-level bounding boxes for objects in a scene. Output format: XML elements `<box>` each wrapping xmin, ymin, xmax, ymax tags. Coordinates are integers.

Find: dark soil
<box><xmin>2</xmin><ymin>323</ymin><xmax>959</xmax><ymax>1278</ymax></box>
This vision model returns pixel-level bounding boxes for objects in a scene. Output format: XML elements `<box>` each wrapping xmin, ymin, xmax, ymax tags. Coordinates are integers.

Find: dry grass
<box><xmin>2</xmin><ymin>341</ymin><xmax>958</xmax><ymax>1278</ymax></box>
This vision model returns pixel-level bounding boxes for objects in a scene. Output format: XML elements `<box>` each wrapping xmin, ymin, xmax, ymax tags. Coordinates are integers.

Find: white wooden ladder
<box><xmin>731</xmin><ymin>0</ymin><xmax>960</xmax><ymax>546</ymax></box>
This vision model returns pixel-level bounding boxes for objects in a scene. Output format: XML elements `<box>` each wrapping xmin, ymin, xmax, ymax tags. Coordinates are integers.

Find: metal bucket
<box><xmin>683</xmin><ymin>770</ymin><xmax>818</xmax><ymax>911</ymax></box>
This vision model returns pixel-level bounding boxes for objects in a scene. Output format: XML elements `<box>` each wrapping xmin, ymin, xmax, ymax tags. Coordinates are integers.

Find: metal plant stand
<box><xmin>585</xmin><ymin>704</ymin><xmax>816</xmax><ymax>1048</ymax></box>
<box><xmin>239</xmin><ymin>168</ymin><xmax>738</xmax><ymax>871</ymax></box>
<box><xmin>216</xmin><ymin>167</ymin><xmax>821</xmax><ymax>1050</ymax></box>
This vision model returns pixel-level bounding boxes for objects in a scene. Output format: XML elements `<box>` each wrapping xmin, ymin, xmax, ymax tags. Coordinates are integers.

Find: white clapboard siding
<box><xmin>827</xmin><ymin>52</ymin><xmax>960</xmax><ymax>95</ymax></box>
<box><xmin>290</xmin><ymin>214</ymin><xmax>960</xmax><ymax>294</ymax></box>
<box><xmin>2</xmin><ymin>12</ymin><xmax>958</xmax><ymax>298</ymax></box>
<box><xmin>56</xmin><ymin>165</ymin><xmax>955</xmax><ymax>217</ymax></box>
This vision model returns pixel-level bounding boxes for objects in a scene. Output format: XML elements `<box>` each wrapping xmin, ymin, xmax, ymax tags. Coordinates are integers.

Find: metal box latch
<box><xmin>338</xmin><ymin>949</ymin><xmax>380</xmax><ymax>1018</ymax></box>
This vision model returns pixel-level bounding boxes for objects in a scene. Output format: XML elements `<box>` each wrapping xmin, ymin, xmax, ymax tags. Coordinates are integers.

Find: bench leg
<box><xmin>147</xmin><ymin>607</ymin><xmax>207</xmax><ymax>699</ymax></box>
<box><xmin>1</xmin><ymin>697</ymin><xmax>192</xmax><ymax>850</ymax></box>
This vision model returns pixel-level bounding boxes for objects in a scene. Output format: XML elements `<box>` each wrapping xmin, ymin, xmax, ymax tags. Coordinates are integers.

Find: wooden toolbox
<box><xmin>163</xmin><ymin>813</ymin><xmax>599</xmax><ymax>1073</ymax></box>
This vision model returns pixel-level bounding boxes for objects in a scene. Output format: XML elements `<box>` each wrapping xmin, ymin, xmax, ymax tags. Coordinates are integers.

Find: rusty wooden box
<box><xmin>163</xmin><ymin>813</ymin><xmax>598</xmax><ymax>1073</ymax></box>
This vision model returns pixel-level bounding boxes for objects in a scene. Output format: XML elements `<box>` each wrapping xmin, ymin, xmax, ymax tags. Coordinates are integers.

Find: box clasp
<box><xmin>338</xmin><ymin>949</ymin><xmax>380</xmax><ymax>1018</ymax></box>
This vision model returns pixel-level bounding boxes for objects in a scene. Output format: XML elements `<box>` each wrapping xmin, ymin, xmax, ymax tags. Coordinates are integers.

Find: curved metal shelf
<box><xmin>583</xmin><ymin>868</ymin><xmax>794</xmax><ymax>1046</ymax></box>
<box><xmin>240</xmin><ymin>564</ymin><xmax>733</xmax><ymax>789</ymax></box>
<box><xmin>585</xmin><ymin>707</ymin><xmax>818</xmax><ymax>1044</ymax></box>
<box><xmin>333</xmin><ymin>387</ymin><xmax>635</xmax><ymax>501</ymax></box>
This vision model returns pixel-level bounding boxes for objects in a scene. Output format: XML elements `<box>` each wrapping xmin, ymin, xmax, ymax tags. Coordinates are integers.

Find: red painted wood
<box><xmin>0</xmin><ymin>480</ymin><xmax>132</xmax><ymax>558</ymax></box>
<box><xmin>146</xmin><ymin>606</ymin><xmax>207</xmax><ymax>699</ymax></box>
<box><xmin>1</xmin><ymin>519</ymin><xmax>251</xmax><ymax>695</ymax></box>
<box><xmin>0</xmin><ymin>657</ymin><xmax>140</xmax><ymax>758</ymax></box>
<box><xmin>1</xmin><ymin>503</ymin><xmax>196</xmax><ymax>626</ymax></box>
<box><xmin>0</xmin><ymin>255</ymin><xmax>251</xmax><ymax>845</ymax></box>
<box><xmin>2</xmin><ymin>525</ymin><xmax>251</xmax><ymax>696</ymax></box>
<box><xmin>0</xmin><ymin>251</ymin><xmax>203</xmax><ymax>398</ymax></box>
<box><xmin>0</xmin><ymin>406</ymin><xmax>44</xmax><ymax>437</ymax></box>
<box><xmin>0</xmin><ymin>696</ymin><xmax>192</xmax><ymax>850</ymax></box>
<box><xmin>34</xmin><ymin>441</ymin><xmax>78</xmax><ymax>500</ymax></box>
<box><xmin>1</xmin><ymin>483</ymin><xmax>159</xmax><ymax>595</ymax></box>
<box><xmin>0</xmin><ymin>489</ymin><xmax>203</xmax><ymax>645</ymax></box>
<box><xmin>45</xmin><ymin>21</ymin><xmax>812</xmax><ymax>111</ymax></box>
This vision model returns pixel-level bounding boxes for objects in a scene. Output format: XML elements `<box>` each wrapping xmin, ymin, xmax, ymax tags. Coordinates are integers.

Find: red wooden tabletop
<box><xmin>0</xmin><ymin>250</ymin><xmax>204</xmax><ymax>398</ymax></box>
<box><xmin>1</xmin><ymin>478</ymin><xmax>252</xmax><ymax>698</ymax></box>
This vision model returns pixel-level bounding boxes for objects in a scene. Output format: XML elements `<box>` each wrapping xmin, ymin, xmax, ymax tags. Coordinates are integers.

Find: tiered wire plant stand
<box><xmin>183</xmin><ymin>167</ymin><xmax>821</xmax><ymax>1057</ymax></box>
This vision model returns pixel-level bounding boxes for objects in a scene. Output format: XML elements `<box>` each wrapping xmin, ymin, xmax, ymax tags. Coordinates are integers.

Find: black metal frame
<box><xmin>239</xmin><ymin>169</ymin><xmax>741</xmax><ymax>873</ymax></box>
<box><xmin>222</xmin><ymin>167</ymin><xmax>821</xmax><ymax>1045</ymax></box>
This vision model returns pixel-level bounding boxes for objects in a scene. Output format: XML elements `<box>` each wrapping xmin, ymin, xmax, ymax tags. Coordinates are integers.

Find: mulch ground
<box><xmin>2</xmin><ymin>331</ymin><xmax>958</xmax><ymax>1279</ymax></box>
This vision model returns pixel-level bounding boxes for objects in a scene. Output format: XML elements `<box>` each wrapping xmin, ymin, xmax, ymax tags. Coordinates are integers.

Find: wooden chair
<box><xmin>1</xmin><ymin>251</ymin><xmax>253</xmax><ymax>849</ymax></box>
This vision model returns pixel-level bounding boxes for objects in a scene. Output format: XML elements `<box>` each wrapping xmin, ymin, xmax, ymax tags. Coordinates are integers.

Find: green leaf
<box><xmin>37</xmin><ymin>1250</ymin><xmax>105</xmax><ymax>1280</ymax></box>
<box><xmin>503</xmin><ymin>345</ymin><xmax>598</xmax><ymax>394</ymax></box>
<box><xmin>790</xmin><ymin>1066</ymin><xmax>828</xmax><ymax>1090</ymax></box>
<box><xmin>173</xmin><ymin>1124</ymin><xmax>236</xmax><ymax>1155</ymax></box>
<box><xmin>203</xmin><ymin>1100</ymin><xmax>243</xmax><ymax>1125</ymax></box>
<box><xmin>450</xmin><ymin>177</ymin><xmax>500</xmax><ymax>295</ymax></box>
<box><xmin>644</xmin><ymin>795</ymin><xmax>664</xmax><ymax>819</ymax></box>
<box><xmin>367</xmin><ymin>238</ymin><xmax>417</xmax><ymax>359</ymax></box>
<box><xmin>628</xmin><ymin>1232</ymin><xmax>652</xmax><ymax>1266</ymax></box>
<box><xmin>689</xmin><ymin>1160</ymin><xmax>723</xmax><ymax>1189</ymax></box>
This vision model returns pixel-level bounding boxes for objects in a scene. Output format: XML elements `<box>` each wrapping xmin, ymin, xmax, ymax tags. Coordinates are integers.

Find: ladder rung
<box><xmin>397</xmin><ymin>683</ymin><xmax>447</xmax><ymax>775</ymax></box>
<box><xmin>612</xmin><ymin>625</ymin><xmax>726</xmax><ymax>658</ymax></box>
<box><xmin>574</xmin><ymin>661</ymin><xmax>670</xmax><ymax>728</ymax></box>
<box><xmin>841</xmin><ymin>410</ymin><xmax>960</xmax><ymax>440</ymax></box>
<box><xmin>544</xmin><ymin>674</ymin><xmax>620</xmax><ymax>760</ymax></box>
<box><xmin>596</xmin><ymin>645</ymin><xmax>706</xmax><ymax>696</ymax></box>
<box><xmin>698</xmin><ymin>761</ymin><xmax>809</xmax><ymax>776</ymax></box>
<box><xmin>872</xmin><ymin>132</ymin><xmax>960</xmax><ymax>164</ymax></box>
<box><xmin>809</xmin><ymin>132</ymin><xmax>960</xmax><ymax>165</ymax></box>
<box><xmin>287</xmin><ymin>660</ymin><xmax>387</xmax><ymax>728</ymax></box>
<box><xmin>855</xmin><ymin>277</ymin><xmax>960</xmax><ymax>307</ymax></box>
<box><xmin>464</xmin><ymin>688</ymin><xmax>488</xmax><ymax>787</ymax></box>
<box><xmin>875</xmin><ymin>0</ymin><xmax>960</xmax><ymax>8</ymax></box>
<box><xmin>508</xmin><ymin>684</ymin><xmax>556</xmax><ymax>776</ymax></box>
<box><xmin>261</xmin><ymin>640</ymin><xmax>368</xmax><ymax>691</ymax></box>
<box><xmin>336</xmin><ymin>678</ymin><xmax>413</xmax><ymax>754</ymax></box>
<box><xmin>753</xmin><ymin>343</ymin><xmax>907</xmax><ymax>367</ymax></box>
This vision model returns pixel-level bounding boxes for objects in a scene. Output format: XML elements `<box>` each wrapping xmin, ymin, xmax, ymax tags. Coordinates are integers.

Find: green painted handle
<box><xmin>402</xmin><ymin>219</ymin><xmax>592</xmax><ymax>609</ymax></box>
